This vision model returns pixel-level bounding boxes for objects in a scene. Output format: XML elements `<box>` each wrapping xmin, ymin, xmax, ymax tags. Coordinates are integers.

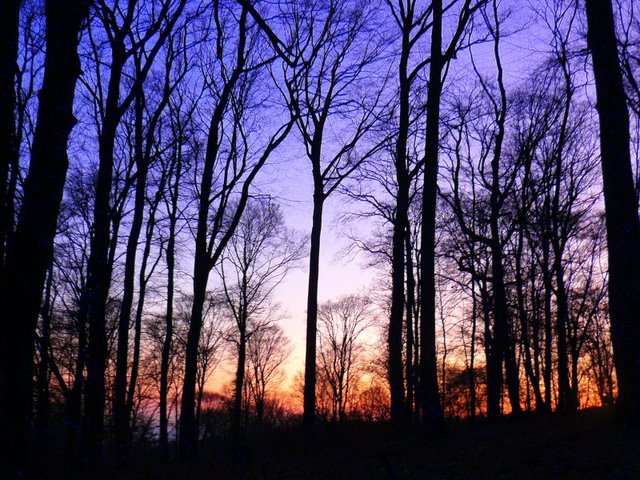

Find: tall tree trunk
<box><xmin>232</xmin><ymin>327</ymin><xmax>247</xmax><ymax>444</ymax></box>
<box><xmin>35</xmin><ymin>266</ymin><xmax>54</xmax><ymax>437</ymax></box>
<box><xmin>114</xmin><ymin>88</ymin><xmax>147</xmax><ymax>455</ymax></box>
<box><xmin>67</xmin><ymin>307</ymin><xmax>87</xmax><ymax>459</ymax></box>
<box><xmin>180</xmin><ymin>267</ymin><xmax>208</xmax><ymax>459</ymax></box>
<box><xmin>419</xmin><ymin>0</ymin><xmax>443</xmax><ymax>426</ymax></box>
<box><xmin>490</xmin><ymin>237</ymin><xmax>520</xmax><ymax>414</ymax></box>
<box><xmin>0</xmin><ymin>0</ymin><xmax>21</xmax><ymax>278</ymax></box>
<box><xmin>1</xmin><ymin>0</ymin><xmax>88</xmax><ymax>471</ymax></box>
<box><xmin>542</xmin><ymin>242</ymin><xmax>553</xmax><ymax>412</ymax></box>
<box><xmin>405</xmin><ymin>227</ymin><xmax>416</xmax><ymax>418</ymax></box>
<box><xmin>125</xmin><ymin>192</ymin><xmax>160</xmax><ymax>430</ymax></box>
<box><xmin>179</xmin><ymin>10</ymin><xmax>251</xmax><ymax>456</ymax></box>
<box><xmin>530</xmin><ymin>261</ymin><xmax>543</xmax><ymax>413</ymax></box>
<box><xmin>585</xmin><ymin>0</ymin><xmax>640</xmax><ymax>424</ymax></box>
<box><xmin>83</xmin><ymin>39</ymin><xmax>128</xmax><ymax>458</ymax></box>
<box><xmin>179</xmin><ymin>104</ymin><xmax>223</xmax><ymax>457</ymax></box>
<box><xmin>554</xmin><ymin>261</ymin><xmax>572</xmax><ymax>412</ymax></box>
<box><xmin>160</xmin><ymin>152</ymin><xmax>181</xmax><ymax>455</ymax></box>
<box><xmin>388</xmin><ymin>6</ymin><xmax>412</xmax><ymax>424</ymax></box>
<box><xmin>469</xmin><ymin>279</ymin><xmax>478</xmax><ymax>420</ymax></box>
<box><xmin>160</xmin><ymin>231</ymin><xmax>175</xmax><ymax>455</ymax></box>
<box><xmin>487</xmin><ymin>8</ymin><xmax>521</xmax><ymax>415</ymax></box>
<box><xmin>303</xmin><ymin>182</ymin><xmax>324</xmax><ymax>429</ymax></box>
<box><xmin>515</xmin><ymin>225</ymin><xmax>544</xmax><ymax>410</ymax></box>
<box><xmin>482</xmin><ymin>282</ymin><xmax>501</xmax><ymax>418</ymax></box>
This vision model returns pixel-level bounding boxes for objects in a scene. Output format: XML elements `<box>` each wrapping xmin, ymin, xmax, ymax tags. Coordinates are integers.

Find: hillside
<box><xmin>98</xmin><ymin>407</ymin><xmax>639</xmax><ymax>480</ymax></box>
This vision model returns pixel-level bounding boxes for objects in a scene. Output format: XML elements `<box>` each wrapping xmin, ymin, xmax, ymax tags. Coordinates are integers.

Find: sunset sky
<box><xmin>207</xmin><ymin>1</ymin><xmax>559</xmax><ymax>396</ymax></box>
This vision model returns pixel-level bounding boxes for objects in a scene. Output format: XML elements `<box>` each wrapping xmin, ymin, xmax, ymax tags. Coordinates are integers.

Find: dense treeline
<box><xmin>1</xmin><ymin>0</ymin><xmax>639</xmax><ymax>475</ymax></box>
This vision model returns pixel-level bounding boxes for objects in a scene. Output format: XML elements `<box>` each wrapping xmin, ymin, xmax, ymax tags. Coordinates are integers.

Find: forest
<box><xmin>1</xmin><ymin>0</ymin><xmax>640</xmax><ymax>478</ymax></box>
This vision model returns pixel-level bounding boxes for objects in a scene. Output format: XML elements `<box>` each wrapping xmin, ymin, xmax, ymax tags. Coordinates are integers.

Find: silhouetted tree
<box><xmin>317</xmin><ymin>295</ymin><xmax>376</xmax><ymax>422</ymax></box>
<box><xmin>1</xmin><ymin>0</ymin><xmax>89</xmax><ymax>472</ymax></box>
<box><xmin>245</xmin><ymin>324</ymin><xmax>291</xmax><ymax>427</ymax></box>
<box><xmin>419</xmin><ymin>0</ymin><xmax>488</xmax><ymax>426</ymax></box>
<box><xmin>178</xmin><ymin>2</ymin><xmax>294</xmax><ymax>458</ymax></box>
<box><xmin>585</xmin><ymin>0</ymin><xmax>640</xmax><ymax>424</ymax></box>
<box><xmin>218</xmin><ymin>198</ymin><xmax>304</xmax><ymax>442</ymax></box>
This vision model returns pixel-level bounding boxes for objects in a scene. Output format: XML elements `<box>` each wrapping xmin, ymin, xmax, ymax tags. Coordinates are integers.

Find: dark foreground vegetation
<box><xmin>34</xmin><ymin>407</ymin><xmax>639</xmax><ymax>479</ymax></box>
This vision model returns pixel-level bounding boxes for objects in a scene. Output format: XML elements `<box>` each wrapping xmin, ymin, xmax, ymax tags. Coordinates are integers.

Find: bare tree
<box><xmin>178</xmin><ymin>2</ymin><xmax>294</xmax><ymax>458</ymax></box>
<box><xmin>317</xmin><ymin>295</ymin><xmax>376</xmax><ymax>422</ymax></box>
<box><xmin>158</xmin><ymin>70</ymin><xmax>199</xmax><ymax>455</ymax></box>
<box><xmin>383</xmin><ymin>0</ymin><xmax>432</xmax><ymax>424</ymax></box>
<box><xmin>275</xmin><ymin>0</ymin><xmax>388</xmax><ymax>429</ymax></box>
<box><xmin>419</xmin><ymin>0</ymin><xmax>486</xmax><ymax>426</ymax></box>
<box><xmin>219</xmin><ymin>197</ymin><xmax>304</xmax><ymax>443</ymax></box>
<box><xmin>0</xmin><ymin>0</ymin><xmax>21</xmax><ymax>279</ymax></box>
<box><xmin>585</xmin><ymin>0</ymin><xmax>640</xmax><ymax>424</ymax></box>
<box><xmin>245</xmin><ymin>324</ymin><xmax>291</xmax><ymax>427</ymax></box>
<box><xmin>1</xmin><ymin>0</ymin><xmax>89</xmax><ymax>471</ymax></box>
<box><xmin>79</xmin><ymin>0</ymin><xmax>187</xmax><ymax>458</ymax></box>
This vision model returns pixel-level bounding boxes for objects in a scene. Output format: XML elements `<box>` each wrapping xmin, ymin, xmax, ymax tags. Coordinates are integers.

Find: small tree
<box><xmin>245</xmin><ymin>324</ymin><xmax>291</xmax><ymax>428</ymax></box>
<box><xmin>218</xmin><ymin>197</ymin><xmax>304</xmax><ymax>442</ymax></box>
<box><xmin>317</xmin><ymin>295</ymin><xmax>376</xmax><ymax>422</ymax></box>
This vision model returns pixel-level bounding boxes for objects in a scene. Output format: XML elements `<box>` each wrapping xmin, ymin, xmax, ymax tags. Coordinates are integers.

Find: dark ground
<box><xmin>41</xmin><ymin>407</ymin><xmax>640</xmax><ymax>479</ymax></box>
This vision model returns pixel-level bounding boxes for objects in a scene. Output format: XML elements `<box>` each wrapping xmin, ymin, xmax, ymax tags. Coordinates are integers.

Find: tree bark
<box><xmin>388</xmin><ymin>12</ymin><xmax>411</xmax><ymax>423</ymax></box>
<box><xmin>585</xmin><ymin>0</ymin><xmax>640</xmax><ymax>424</ymax></box>
<box><xmin>0</xmin><ymin>0</ymin><xmax>21</xmax><ymax>278</ymax></box>
<box><xmin>113</xmin><ymin>87</ymin><xmax>147</xmax><ymax>455</ymax></box>
<box><xmin>405</xmin><ymin>227</ymin><xmax>416</xmax><ymax>418</ymax></box>
<box><xmin>1</xmin><ymin>0</ymin><xmax>88</xmax><ymax>471</ymax></box>
<box><xmin>419</xmin><ymin>0</ymin><xmax>443</xmax><ymax>426</ymax></box>
<box><xmin>487</xmin><ymin>8</ymin><xmax>521</xmax><ymax>415</ymax></box>
<box><xmin>541</xmin><ymin>215</ymin><xmax>553</xmax><ymax>412</ymax></box>
<box><xmin>515</xmin><ymin>225</ymin><xmax>544</xmax><ymax>410</ymax></box>
<box><xmin>232</xmin><ymin>328</ymin><xmax>247</xmax><ymax>444</ymax></box>
<box><xmin>303</xmin><ymin>186</ymin><xmax>324</xmax><ymax>429</ymax></box>
<box><xmin>35</xmin><ymin>266</ymin><xmax>54</xmax><ymax>437</ymax></box>
<box><xmin>160</xmin><ymin>141</ymin><xmax>182</xmax><ymax>455</ymax></box>
<box><xmin>180</xmin><ymin>11</ymin><xmax>252</xmax><ymax>454</ymax></box>
<box><xmin>83</xmin><ymin>35</ymin><xmax>128</xmax><ymax>457</ymax></box>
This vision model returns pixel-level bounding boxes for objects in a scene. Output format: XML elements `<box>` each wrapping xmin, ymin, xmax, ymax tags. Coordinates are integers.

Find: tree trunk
<box><xmin>418</xmin><ymin>0</ymin><xmax>443</xmax><ymax>426</ymax></box>
<box><xmin>469</xmin><ymin>280</ymin><xmax>477</xmax><ymax>420</ymax></box>
<box><xmin>179</xmin><ymin>11</ymin><xmax>250</xmax><ymax>454</ymax></box>
<box><xmin>490</xmin><ymin>238</ymin><xmax>520</xmax><ymax>414</ymax></box>
<box><xmin>114</xmin><ymin>88</ymin><xmax>147</xmax><ymax>455</ymax></box>
<box><xmin>67</xmin><ymin>306</ymin><xmax>87</xmax><ymax>459</ymax></box>
<box><xmin>0</xmin><ymin>0</ymin><xmax>20</xmax><ymax>277</ymax></box>
<box><xmin>554</xmin><ymin>261</ymin><xmax>573</xmax><ymax>413</ymax></box>
<box><xmin>125</xmin><ymin>198</ymin><xmax>158</xmax><ymax>431</ymax></box>
<box><xmin>482</xmin><ymin>282</ymin><xmax>501</xmax><ymax>418</ymax></box>
<box><xmin>515</xmin><ymin>226</ymin><xmax>544</xmax><ymax>410</ymax></box>
<box><xmin>488</xmin><ymin>10</ymin><xmax>521</xmax><ymax>415</ymax></box>
<box><xmin>1</xmin><ymin>0</ymin><xmax>88</xmax><ymax>471</ymax></box>
<box><xmin>35</xmin><ymin>266</ymin><xmax>54</xmax><ymax>437</ymax></box>
<box><xmin>542</xmin><ymin>221</ymin><xmax>553</xmax><ymax>412</ymax></box>
<box><xmin>303</xmin><ymin>184</ymin><xmax>324</xmax><ymax>429</ymax></box>
<box><xmin>388</xmin><ymin>8</ymin><xmax>412</xmax><ymax>424</ymax></box>
<box><xmin>179</xmin><ymin>268</ymin><xmax>208</xmax><ymax>459</ymax></box>
<box><xmin>232</xmin><ymin>328</ymin><xmax>247</xmax><ymax>443</ymax></box>
<box><xmin>83</xmin><ymin>39</ymin><xmax>128</xmax><ymax>458</ymax></box>
<box><xmin>160</xmin><ymin>153</ymin><xmax>181</xmax><ymax>455</ymax></box>
<box><xmin>585</xmin><ymin>0</ymin><xmax>640</xmax><ymax>424</ymax></box>
<box><xmin>405</xmin><ymin>227</ymin><xmax>416</xmax><ymax>418</ymax></box>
